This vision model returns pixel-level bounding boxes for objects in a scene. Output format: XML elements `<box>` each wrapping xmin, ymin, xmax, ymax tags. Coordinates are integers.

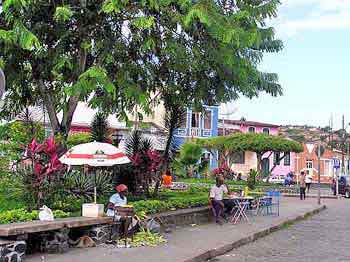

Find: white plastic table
<box><xmin>229</xmin><ymin>196</ymin><xmax>254</xmax><ymax>224</ymax></box>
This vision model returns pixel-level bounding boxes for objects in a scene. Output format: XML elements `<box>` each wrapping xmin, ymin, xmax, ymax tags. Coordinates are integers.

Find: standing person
<box><xmin>209</xmin><ymin>175</ymin><xmax>229</xmax><ymax>225</ymax></box>
<box><xmin>299</xmin><ymin>171</ymin><xmax>306</xmax><ymax>200</ymax></box>
<box><xmin>305</xmin><ymin>171</ymin><xmax>312</xmax><ymax>193</ymax></box>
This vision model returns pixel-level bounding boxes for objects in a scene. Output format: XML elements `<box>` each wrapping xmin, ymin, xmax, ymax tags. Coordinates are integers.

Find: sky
<box><xmin>220</xmin><ymin>0</ymin><xmax>350</xmax><ymax>129</ymax></box>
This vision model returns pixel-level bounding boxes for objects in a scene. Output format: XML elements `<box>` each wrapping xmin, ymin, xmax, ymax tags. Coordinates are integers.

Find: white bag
<box><xmin>39</xmin><ymin>205</ymin><xmax>54</xmax><ymax>221</ymax></box>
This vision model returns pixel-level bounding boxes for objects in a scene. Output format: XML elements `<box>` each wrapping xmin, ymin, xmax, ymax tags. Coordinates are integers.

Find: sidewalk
<box><xmin>28</xmin><ymin>198</ymin><xmax>330</xmax><ymax>262</ymax></box>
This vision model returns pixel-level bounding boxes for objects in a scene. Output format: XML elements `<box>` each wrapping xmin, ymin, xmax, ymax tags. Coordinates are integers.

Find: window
<box><xmin>231</xmin><ymin>151</ymin><xmax>245</xmax><ymax>164</ymax></box>
<box><xmin>203</xmin><ymin>110</ymin><xmax>212</xmax><ymax>129</ymax></box>
<box><xmin>263</xmin><ymin>128</ymin><xmax>270</xmax><ymax>135</ymax></box>
<box><xmin>274</xmin><ymin>152</ymin><xmax>281</xmax><ymax>165</ymax></box>
<box><xmin>248</xmin><ymin>127</ymin><xmax>256</xmax><ymax>133</ymax></box>
<box><xmin>191</xmin><ymin>112</ymin><xmax>200</xmax><ymax>128</ymax></box>
<box><xmin>306</xmin><ymin>160</ymin><xmax>313</xmax><ymax>169</ymax></box>
<box><xmin>284</xmin><ymin>152</ymin><xmax>291</xmax><ymax>166</ymax></box>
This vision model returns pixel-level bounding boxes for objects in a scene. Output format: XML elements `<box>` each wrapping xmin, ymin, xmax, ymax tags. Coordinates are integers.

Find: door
<box><xmin>262</xmin><ymin>158</ymin><xmax>270</xmax><ymax>176</ymax></box>
<box><xmin>306</xmin><ymin>160</ymin><xmax>314</xmax><ymax>178</ymax></box>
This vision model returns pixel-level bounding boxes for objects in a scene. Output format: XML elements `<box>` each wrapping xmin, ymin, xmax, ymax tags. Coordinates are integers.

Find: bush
<box><xmin>66</xmin><ymin>133</ymin><xmax>91</xmax><ymax>148</ymax></box>
<box><xmin>247</xmin><ymin>170</ymin><xmax>258</xmax><ymax>190</ymax></box>
<box><xmin>132</xmin><ymin>196</ymin><xmax>208</xmax><ymax>216</ymax></box>
<box><xmin>0</xmin><ymin>209</ymin><xmax>70</xmax><ymax>224</ymax></box>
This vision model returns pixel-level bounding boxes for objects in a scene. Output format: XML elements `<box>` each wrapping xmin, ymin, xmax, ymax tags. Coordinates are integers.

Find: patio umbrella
<box><xmin>59</xmin><ymin>141</ymin><xmax>130</xmax><ymax>202</ymax></box>
<box><xmin>59</xmin><ymin>141</ymin><xmax>130</xmax><ymax>167</ymax></box>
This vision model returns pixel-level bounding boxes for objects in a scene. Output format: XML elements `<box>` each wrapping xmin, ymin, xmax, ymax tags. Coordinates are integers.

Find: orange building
<box><xmin>294</xmin><ymin>143</ymin><xmax>348</xmax><ymax>184</ymax></box>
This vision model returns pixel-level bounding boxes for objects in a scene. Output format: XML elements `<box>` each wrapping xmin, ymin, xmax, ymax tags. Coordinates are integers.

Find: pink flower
<box><xmin>44</xmin><ymin>136</ymin><xmax>57</xmax><ymax>156</ymax></box>
<box><xmin>28</xmin><ymin>139</ymin><xmax>43</xmax><ymax>155</ymax></box>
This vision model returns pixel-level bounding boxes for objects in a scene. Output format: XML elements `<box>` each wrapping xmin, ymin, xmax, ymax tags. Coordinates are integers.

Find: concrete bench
<box><xmin>0</xmin><ymin>216</ymin><xmax>115</xmax><ymax>261</ymax></box>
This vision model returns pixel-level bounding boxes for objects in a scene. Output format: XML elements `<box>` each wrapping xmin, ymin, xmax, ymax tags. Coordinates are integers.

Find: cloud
<box><xmin>275</xmin><ymin>0</ymin><xmax>350</xmax><ymax>37</ymax></box>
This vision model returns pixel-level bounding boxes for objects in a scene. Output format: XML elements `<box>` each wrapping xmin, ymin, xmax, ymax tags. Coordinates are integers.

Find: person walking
<box><xmin>305</xmin><ymin>171</ymin><xmax>312</xmax><ymax>193</ymax></box>
<box><xmin>299</xmin><ymin>171</ymin><xmax>306</xmax><ymax>200</ymax></box>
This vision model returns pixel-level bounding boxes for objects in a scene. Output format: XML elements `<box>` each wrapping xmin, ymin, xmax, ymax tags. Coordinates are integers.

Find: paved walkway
<box><xmin>213</xmin><ymin>198</ymin><xmax>349</xmax><ymax>262</ymax></box>
<box><xmin>28</xmin><ymin>198</ymin><xmax>330</xmax><ymax>262</ymax></box>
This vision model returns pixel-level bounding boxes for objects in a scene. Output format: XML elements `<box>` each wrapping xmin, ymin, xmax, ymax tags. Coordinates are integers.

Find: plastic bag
<box><xmin>145</xmin><ymin>218</ymin><xmax>161</xmax><ymax>233</ymax></box>
<box><xmin>39</xmin><ymin>205</ymin><xmax>54</xmax><ymax>221</ymax></box>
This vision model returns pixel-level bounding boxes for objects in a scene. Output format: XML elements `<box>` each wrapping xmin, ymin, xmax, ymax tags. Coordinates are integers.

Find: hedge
<box><xmin>0</xmin><ymin>209</ymin><xmax>71</xmax><ymax>224</ymax></box>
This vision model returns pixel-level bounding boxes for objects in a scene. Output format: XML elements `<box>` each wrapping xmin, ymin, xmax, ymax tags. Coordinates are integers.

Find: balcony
<box><xmin>175</xmin><ymin>128</ymin><xmax>212</xmax><ymax>138</ymax></box>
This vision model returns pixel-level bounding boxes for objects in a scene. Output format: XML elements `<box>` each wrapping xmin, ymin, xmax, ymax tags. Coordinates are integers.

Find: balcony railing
<box><xmin>175</xmin><ymin>128</ymin><xmax>212</xmax><ymax>137</ymax></box>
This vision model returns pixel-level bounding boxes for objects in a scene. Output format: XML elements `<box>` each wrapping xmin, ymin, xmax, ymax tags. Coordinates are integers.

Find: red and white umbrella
<box><xmin>59</xmin><ymin>141</ymin><xmax>130</xmax><ymax>167</ymax></box>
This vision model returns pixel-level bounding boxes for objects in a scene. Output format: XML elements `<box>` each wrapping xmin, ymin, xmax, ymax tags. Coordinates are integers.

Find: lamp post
<box><xmin>315</xmin><ymin>145</ymin><xmax>325</xmax><ymax>205</ymax></box>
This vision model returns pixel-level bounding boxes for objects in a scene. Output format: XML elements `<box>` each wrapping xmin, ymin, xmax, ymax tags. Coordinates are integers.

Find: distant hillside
<box><xmin>279</xmin><ymin>125</ymin><xmax>348</xmax><ymax>149</ymax></box>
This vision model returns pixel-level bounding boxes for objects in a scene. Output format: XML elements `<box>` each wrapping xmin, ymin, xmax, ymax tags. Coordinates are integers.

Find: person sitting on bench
<box><xmin>106</xmin><ymin>184</ymin><xmax>128</xmax><ymax>218</ymax></box>
<box><xmin>209</xmin><ymin>175</ymin><xmax>229</xmax><ymax>225</ymax></box>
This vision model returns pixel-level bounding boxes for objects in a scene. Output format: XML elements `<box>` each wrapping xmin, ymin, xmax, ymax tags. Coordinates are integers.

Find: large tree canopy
<box><xmin>0</xmin><ymin>0</ymin><xmax>283</xmax><ymax>138</ymax></box>
<box><xmin>197</xmin><ymin>133</ymin><xmax>303</xmax><ymax>172</ymax></box>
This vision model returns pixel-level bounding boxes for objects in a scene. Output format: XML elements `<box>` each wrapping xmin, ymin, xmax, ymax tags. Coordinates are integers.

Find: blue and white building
<box><xmin>174</xmin><ymin>105</ymin><xmax>219</xmax><ymax>170</ymax></box>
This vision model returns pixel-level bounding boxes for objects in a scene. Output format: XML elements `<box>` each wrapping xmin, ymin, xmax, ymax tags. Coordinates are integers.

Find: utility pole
<box><xmin>317</xmin><ymin>145</ymin><xmax>321</xmax><ymax>205</ymax></box>
<box><xmin>342</xmin><ymin>115</ymin><xmax>346</xmax><ymax>174</ymax></box>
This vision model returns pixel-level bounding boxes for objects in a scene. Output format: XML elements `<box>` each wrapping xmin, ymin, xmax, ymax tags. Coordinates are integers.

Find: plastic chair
<box><xmin>266</xmin><ymin>191</ymin><xmax>281</xmax><ymax>216</ymax></box>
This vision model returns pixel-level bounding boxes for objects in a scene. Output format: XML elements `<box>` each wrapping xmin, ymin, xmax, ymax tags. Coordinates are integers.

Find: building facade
<box><xmin>218</xmin><ymin>119</ymin><xmax>295</xmax><ymax>177</ymax></box>
<box><xmin>294</xmin><ymin>143</ymin><xmax>348</xmax><ymax>184</ymax></box>
<box><xmin>174</xmin><ymin>106</ymin><xmax>219</xmax><ymax>170</ymax></box>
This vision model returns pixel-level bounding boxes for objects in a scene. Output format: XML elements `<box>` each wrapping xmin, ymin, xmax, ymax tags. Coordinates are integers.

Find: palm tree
<box><xmin>91</xmin><ymin>112</ymin><xmax>109</xmax><ymax>142</ymax></box>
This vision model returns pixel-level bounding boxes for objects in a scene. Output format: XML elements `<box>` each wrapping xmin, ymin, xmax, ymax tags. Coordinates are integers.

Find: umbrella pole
<box><xmin>94</xmin><ymin>169</ymin><xmax>97</xmax><ymax>204</ymax></box>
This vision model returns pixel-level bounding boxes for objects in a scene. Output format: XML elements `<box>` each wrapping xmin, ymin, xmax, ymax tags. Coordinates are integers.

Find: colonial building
<box><xmin>218</xmin><ymin>119</ymin><xmax>296</xmax><ymax>177</ymax></box>
<box><xmin>174</xmin><ymin>106</ymin><xmax>219</xmax><ymax>169</ymax></box>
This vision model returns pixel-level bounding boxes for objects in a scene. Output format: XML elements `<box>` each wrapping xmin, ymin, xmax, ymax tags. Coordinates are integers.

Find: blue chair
<box><xmin>266</xmin><ymin>191</ymin><xmax>281</xmax><ymax>216</ymax></box>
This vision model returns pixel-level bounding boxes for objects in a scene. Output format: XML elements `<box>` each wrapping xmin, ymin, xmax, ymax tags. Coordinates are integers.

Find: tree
<box><xmin>162</xmin><ymin>101</ymin><xmax>187</xmax><ymax>170</ymax></box>
<box><xmin>91</xmin><ymin>112</ymin><xmax>109</xmax><ymax>143</ymax></box>
<box><xmin>0</xmin><ymin>0</ymin><xmax>283</xmax><ymax>140</ymax></box>
<box><xmin>198</xmin><ymin>133</ymin><xmax>303</xmax><ymax>174</ymax></box>
<box><xmin>173</xmin><ymin>142</ymin><xmax>205</xmax><ymax>178</ymax></box>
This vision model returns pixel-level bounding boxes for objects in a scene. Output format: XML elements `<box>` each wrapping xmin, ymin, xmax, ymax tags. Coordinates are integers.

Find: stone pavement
<box><xmin>213</xmin><ymin>198</ymin><xmax>349</xmax><ymax>262</ymax></box>
<box><xmin>27</xmin><ymin>198</ymin><xmax>331</xmax><ymax>262</ymax></box>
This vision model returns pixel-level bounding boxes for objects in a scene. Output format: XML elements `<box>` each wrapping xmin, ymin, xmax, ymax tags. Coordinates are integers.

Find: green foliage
<box><xmin>198</xmin><ymin>133</ymin><xmax>303</xmax><ymax>155</ymax></box>
<box><xmin>247</xmin><ymin>169</ymin><xmax>258</xmax><ymax>190</ymax></box>
<box><xmin>178</xmin><ymin>143</ymin><xmax>203</xmax><ymax>166</ymax></box>
<box><xmin>0</xmin><ymin>172</ymin><xmax>25</xmax><ymax>211</ymax></box>
<box><xmin>54</xmin><ymin>6</ymin><xmax>74</xmax><ymax>22</ymax></box>
<box><xmin>0</xmin><ymin>0</ymin><xmax>283</xmax><ymax>140</ymax></box>
<box><xmin>63</xmin><ymin>169</ymin><xmax>113</xmax><ymax>201</ymax></box>
<box><xmin>0</xmin><ymin>121</ymin><xmax>44</xmax><ymax>169</ymax></box>
<box><xmin>173</xmin><ymin>142</ymin><xmax>204</xmax><ymax>178</ymax></box>
<box><xmin>91</xmin><ymin>112</ymin><xmax>109</xmax><ymax>143</ymax></box>
<box><xmin>66</xmin><ymin>133</ymin><xmax>91</xmax><ymax>148</ymax></box>
<box><xmin>0</xmin><ymin>209</ymin><xmax>70</xmax><ymax>224</ymax></box>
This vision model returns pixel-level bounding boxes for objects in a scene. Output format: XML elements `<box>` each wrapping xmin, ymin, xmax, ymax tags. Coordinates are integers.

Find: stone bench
<box><xmin>0</xmin><ymin>216</ymin><xmax>115</xmax><ymax>261</ymax></box>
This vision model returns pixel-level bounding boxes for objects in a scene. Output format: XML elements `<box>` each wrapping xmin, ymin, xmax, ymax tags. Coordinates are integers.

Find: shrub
<box><xmin>0</xmin><ymin>209</ymin><xmax>70</xmax><ymax>224</ymax></box>
<box><xmin>247</xmin><ymin>169</ymin><xmax>258</xmax><ymax>190</ymax></box>
<box><xmin>66</xmin><ymin>133</ymin><xmax>91</xmax><ymax>148</ymax></box>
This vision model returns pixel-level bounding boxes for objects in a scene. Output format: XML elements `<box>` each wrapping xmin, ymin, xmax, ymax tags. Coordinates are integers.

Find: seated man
<box><xmin>107</xmin><ymin>184</ymin><xmax>128</xmax><ymax>218</ymax></box>
<box><xmin>209</xmin><ymin>176</ymin><xmax>229</xmax><ymax>225</ymax></box>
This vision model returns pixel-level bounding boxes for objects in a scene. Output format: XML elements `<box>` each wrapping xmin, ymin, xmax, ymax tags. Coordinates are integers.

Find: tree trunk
<box><xmin>256</xmin><ymin>152</ymin><xmax>263</xmax><ymax>173</ymax></box>
<box><xmin>269</xmin><ymin>154</ymin><xmax>287</xmax><ymax>174</ymax></box>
